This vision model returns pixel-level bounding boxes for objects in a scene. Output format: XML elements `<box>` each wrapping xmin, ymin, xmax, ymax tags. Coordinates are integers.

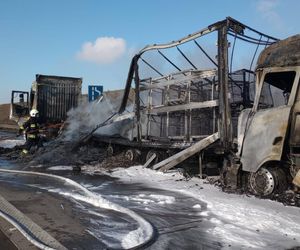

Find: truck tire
<box><xmin>124</xmin><ymin>148</ymin><xmax>141</xmax><ymax>162</ymax></box>
<box><xmin>248</xmin><ymin>166</ymin><xmax>287</xmax><ymax>197</ymax></box>
<box><xmin>106</xmin><ymin>145</ymin><xmax>114</xmax><ymax>157</ymax></box>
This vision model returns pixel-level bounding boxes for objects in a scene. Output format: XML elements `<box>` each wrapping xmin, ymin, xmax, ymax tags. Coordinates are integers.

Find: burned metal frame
<box><xmin>119</xmin><ymin>17</ymin><xmax>278</xmax><ymax>151</ymax></box>
<box><xmin>10</xmin><ymin>90</ymin><xmax>30</xmax><ymax>120</ymax></box>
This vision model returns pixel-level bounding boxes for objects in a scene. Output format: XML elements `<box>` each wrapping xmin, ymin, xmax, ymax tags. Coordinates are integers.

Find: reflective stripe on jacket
<box><xmin>27</xmin><ymin>134</ymin><xmax>36</xmax><ymax>139</ymax></box>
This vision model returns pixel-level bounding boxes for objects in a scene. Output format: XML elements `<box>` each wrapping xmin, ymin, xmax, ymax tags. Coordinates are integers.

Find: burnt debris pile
<box><xmin>11</xmin><ymin>91</ymin><xmax>135</xmax><ymax>168</ymax></box>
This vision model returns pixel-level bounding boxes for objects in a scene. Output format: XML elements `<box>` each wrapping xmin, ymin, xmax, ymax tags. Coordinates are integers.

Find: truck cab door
<box><xmin>241</xmin><ymin>70</ymin><xmax>298</xmax><ymax>172</ymax></box>
<box><xmin>10</xmin><ymin>91</ymin><xmax>30</xmax><ymax>122</ymax></box>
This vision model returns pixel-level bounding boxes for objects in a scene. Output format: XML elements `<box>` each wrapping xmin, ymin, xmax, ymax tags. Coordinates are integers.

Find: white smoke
<box><xmin>62</xmin><ymin>92</ymin><xmax>134</xmax><ymax>142</ymax></box>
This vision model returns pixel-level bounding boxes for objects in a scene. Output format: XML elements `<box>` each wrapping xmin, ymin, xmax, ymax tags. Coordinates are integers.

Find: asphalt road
<box><xmin>0</xmin><ymin>228</ymin><xmax>18</xmax><ymax>250</ymax></box>
<box><xmin>0</xmin><ymin>166</ymin><xmax>223</xmax><ymax>249</ymax></box>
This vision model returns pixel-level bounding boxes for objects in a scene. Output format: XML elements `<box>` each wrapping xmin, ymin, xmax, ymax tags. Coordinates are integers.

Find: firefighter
<box><xmin>19</xmin><ymin>109</ymin><xmax>41</xmax><ymax>155</ymax></box>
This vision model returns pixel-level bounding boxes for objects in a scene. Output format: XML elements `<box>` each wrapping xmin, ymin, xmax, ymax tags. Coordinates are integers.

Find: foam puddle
<box><xmin>0</xmin><ymin>138</ymin><xmax>25</xmax><ymax>148</ymax></box>
<box><xmin>47</xmin><ymin>166</ymin><xmax>74</xmax><ymax>171</ymax></box>
<box><xmin>55</xmin><ymin>191</ymin><xmax>152</xmax><ymax>248</ymax></box>
<box><xmin>50</xmin><ymin>190</ymin><xmax>141</xmax><ymax>249</ymax></box>
<box><xmin>0</xmin><ymin>169</ymin><xmax>154</xmax><ymax>249</ymax></box>
<box><xmin>109</xmin><ymin>193</ymin><xmax>176</xmax><ymax>206</ymax></box>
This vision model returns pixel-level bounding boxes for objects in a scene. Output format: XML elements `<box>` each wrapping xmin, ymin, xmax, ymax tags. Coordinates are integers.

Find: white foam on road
<box><xmin>47</xmin><ymin>166</ymin><xmax>74</xmax><ymax>171</ymax></box>
<box><xmin>0</xmin><ymin>168</ymin><xmax>154</xmax><ymax>249</ymax></box>
<box><xmin>193</xmin><ymin>204</ymin><xmax>201</xmax><ymax>209</ymax></box>
<box><xmin>54</xmin><ymin>191</ymin><xmax>153</xmax><ymax>249</ymax></box>
<box><xmin>110</xmin><ymin>165</ymin><xmax>300</xmax><ymax>250</ymax></box>
<box><xmin>148</xmin><ymin>194</ymin><xmax>175</xmax><ymax>204</ymax></box>
<box><xmin>110</xmin><ymin>193</ymin><xmax>175</xmax><ymax>205</ymax></box>
<box><xmin>0</xmin><ymin>139</ymin><xmax>25</xmax><ymax>148</ymax></box>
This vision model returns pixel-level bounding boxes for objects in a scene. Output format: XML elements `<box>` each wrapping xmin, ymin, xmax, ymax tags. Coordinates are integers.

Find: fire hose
<box><xmin>0</xmin><ymin>194</ymin><xmax>65</xmax><ymax>250</ymax></box>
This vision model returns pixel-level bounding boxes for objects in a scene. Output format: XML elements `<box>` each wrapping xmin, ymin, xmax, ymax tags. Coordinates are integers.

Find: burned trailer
<box><xmin>95</xmin><ymin>69</ymin><xmax>256</xmax><ymax>165</ymax></box>
<box><xmin>94</xmin><ymin>17</ymin><xmax>278</xmax><ymax>176</ymax></box>
<box><xmin>138</xmin><ymin>68</ymin><xmax>255</xmax><ymax>141</ymax></box>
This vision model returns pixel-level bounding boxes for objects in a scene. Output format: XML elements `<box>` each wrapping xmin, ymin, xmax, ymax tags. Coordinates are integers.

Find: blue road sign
<box><xmin>88</xmin><ymin>85</ymin><xmax>103</xmax><ymax>102</ymax></box>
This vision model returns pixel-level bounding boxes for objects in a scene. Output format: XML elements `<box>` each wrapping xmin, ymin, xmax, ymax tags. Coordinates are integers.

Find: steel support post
<box><xmin>134</xmin><ymin>58</ymin><xmax>142</xmax><ymax>142</ymax></box>
<box><xmin>218</xmin><ymin>24</ymin><xmax>232</xmax><ymax>151</ymax></box>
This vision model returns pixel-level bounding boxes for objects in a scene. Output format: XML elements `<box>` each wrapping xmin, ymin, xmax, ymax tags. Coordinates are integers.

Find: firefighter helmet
<box><xmin>30</xmin><ymin>109</ymin><xmax>39</xmax><ymax>117</ymax></box>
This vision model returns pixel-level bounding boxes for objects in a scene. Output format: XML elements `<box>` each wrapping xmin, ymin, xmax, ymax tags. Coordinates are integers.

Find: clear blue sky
<box><xmin>0</xmin><ymin>0</ymin><xmax>299</xmax><ymax>104</ymax></box>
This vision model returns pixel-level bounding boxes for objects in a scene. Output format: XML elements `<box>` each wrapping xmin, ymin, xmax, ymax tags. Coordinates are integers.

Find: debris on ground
<box><xmin>26</xmin><ymin>138</ymin><xmax>107</xmax><ymax>167</ymax></box>
<box><xmin>97</xmin><ymin>152</ymin><xmax>138</xmax><ymax>169</ymax></box>
<box><xmin>272</xmin><ymin>191</ymin><xmax>300</xmax><ymax>207</ymax></box>
<box><xmin>1</xmin><ymin>135</ymin><xmax>300</xmax><ymax>208</ymax></box>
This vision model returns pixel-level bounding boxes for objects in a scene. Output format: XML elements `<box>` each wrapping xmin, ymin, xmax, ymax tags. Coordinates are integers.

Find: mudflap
<box><xmin>221</xmin><ymin>153</ymin><xmax>242</xmax><ymax>190</ymax></box>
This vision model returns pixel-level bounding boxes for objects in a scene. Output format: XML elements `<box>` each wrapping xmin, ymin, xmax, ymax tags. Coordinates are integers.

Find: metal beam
<box><xmin>134</xmin><ymin>58</ymin><xmax>142</xmax><ymax>142</ymax></box>
<box><xmin>119</xmin><ymin>56</ymin><xmax>137</xmax><ymax>113</ymax></box>
<box><xmin>153</xmin><ymin>132</ymin><xmax>219</xmax><ymax>171</ymax></box>
<box><xmin>138</xmin><ymin>20</ymin><xmax>225</xmax><ymax>55</ymax></box>
<box><xmin>140</xmin><ymin>70</ymin><xmax>217</xmax><ymax>91</ymax></box>
<box><xmin>148</xmin><ymin>100</ymin><xmax>218</xmax><ymax>114</ymax></box>
<box><xmin>140</xmin><ymin>57</ymin><xmax>164</xmax><ymax>77</ymax></box>
<box><xmin>218</xmin><ymin>23</ymin><xmax>232</xmax><ymax>150</ymax></box>
<box><xmin>158</xmin><ymin>50</ymin><xmax>184</xmax><ymax>74</ymax></box>
<box><xmin>176</xmin><ymin>46</ymin><xmax>197</xmax><ymax>70</ymax></box>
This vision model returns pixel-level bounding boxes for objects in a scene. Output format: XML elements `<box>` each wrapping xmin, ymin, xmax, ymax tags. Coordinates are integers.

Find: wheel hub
<box><xmin>125</xmin><ymin>150</ymin><xmax>134</xmax><ymax>161</ymax></box>
<box><xmin>249</xmin><ymin>168</ymin><xmax>275</xmax><ymax>196</ymax></box>
<box><xmin>107</xmin><ymin>145</ymin><xmax>114</xmax><ymax>157</ymax></box>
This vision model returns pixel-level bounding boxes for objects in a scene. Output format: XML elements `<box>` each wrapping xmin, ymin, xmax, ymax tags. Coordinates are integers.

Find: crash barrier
<box><xmin>0</xmin><ymin>168</ymin><xmax>155</xmax><ymax>249</ymax></box>
<box><xmin>0</xmin><ymin>194</ymin><xmax>66</xmax><ymax>250</ymax></box>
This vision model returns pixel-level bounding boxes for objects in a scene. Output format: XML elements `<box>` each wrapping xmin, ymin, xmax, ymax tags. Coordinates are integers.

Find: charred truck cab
<box><xmin>232</xmin><ymin>35</ymin><xmax>300</xmax><ymax>196</ymax></box>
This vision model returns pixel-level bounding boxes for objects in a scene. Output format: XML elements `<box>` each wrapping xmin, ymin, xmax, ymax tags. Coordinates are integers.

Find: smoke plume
<box><xmin>62</xmin><ymin>93</ymin><xmax>134</xmax><ymax>142</ymax></box>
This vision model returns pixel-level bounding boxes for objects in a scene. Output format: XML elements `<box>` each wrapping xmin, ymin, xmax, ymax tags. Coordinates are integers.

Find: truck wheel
<box><xmin>106</xmin><ymin>145</ymin><xmax>114</xmax><ymax>157</ymax></box>
<box><xmin>124</xmin><ymin>149</ymin><xmax>141</xmax><ymax>162</ymax></box>
<box><xmin>248</xmin><ymin>166</ymin><xmax>287</xmax><ymax>197</ymax></box>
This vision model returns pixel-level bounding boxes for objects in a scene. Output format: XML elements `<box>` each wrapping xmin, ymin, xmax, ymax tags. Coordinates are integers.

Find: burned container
<box><xmin>31</xmin><ymin>74</ymin><xmax>82</xmax><ymax>123</ymax></box>
<box><xmin>10</xmin><ymin>74</ymin><xmax>82</xmax><ymax>124</ymax></box>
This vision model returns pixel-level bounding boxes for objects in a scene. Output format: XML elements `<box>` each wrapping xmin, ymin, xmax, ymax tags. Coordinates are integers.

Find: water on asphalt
<box><xmin>0</xmin><ymin>131</ymin><xmax>222</xmax><ymax>249</ymax></box>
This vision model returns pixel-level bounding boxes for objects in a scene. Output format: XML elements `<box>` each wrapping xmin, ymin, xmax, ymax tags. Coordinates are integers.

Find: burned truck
<box><xmin>10</xmin><ymin>74</ymin><xmax>82</xmax><ymax>136</ymax></box>
<box><xmin>229</xmin><ymin>34</ymin><xmax>300</xmax><ymax>196</ymax></box>
<box><xmin>93</xmin><ymin>17</ymin><xmax>300</xmax><ymax>196</ymax></box>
